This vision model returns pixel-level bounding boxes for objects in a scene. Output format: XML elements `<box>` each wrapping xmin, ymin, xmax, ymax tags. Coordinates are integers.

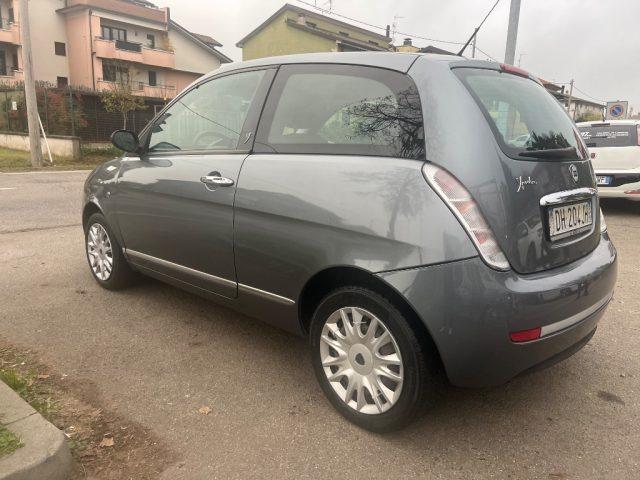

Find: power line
<box><xmin>458</xmin><ymin>0</ymin><xmax>501</xmax><ymax>55</ymax></box>
<box><xmin>474</xmin><ymin>45</ymin><xmax>499</xmax><ymax>62</ymax></box>
<box><xmin>295</xmin><ymin>0</ymin><xmax>502</xmax><ymax>61</ymax></box>
<box><xmin>573</xmin><ymin>85</ymin><xmax>606</xmax><ymax>103</ymax></box>
<box><xmin>295</xmin><ymin>0</ymin><xmax>465</xmax><ymax>46</ymax></box>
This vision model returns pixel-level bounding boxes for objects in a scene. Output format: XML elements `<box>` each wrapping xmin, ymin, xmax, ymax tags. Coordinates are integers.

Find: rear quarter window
<box><xmin>255</xmin><ymin>64</ymin><xmax>425</xmax><ymax>159</ymax></box>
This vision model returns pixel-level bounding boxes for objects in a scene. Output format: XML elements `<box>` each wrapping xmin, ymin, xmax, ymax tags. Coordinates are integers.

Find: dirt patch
<box><xmin>0</xmin><ymin>339</ymin><xmax>177</xmax><ymax>479</ymax></box>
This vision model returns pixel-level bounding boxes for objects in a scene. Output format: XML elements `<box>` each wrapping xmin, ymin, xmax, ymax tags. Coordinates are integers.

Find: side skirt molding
<box><xmin>124</xmin><ymin>249</ymin><xmax>296</xmax><ymax>305</ymax></box>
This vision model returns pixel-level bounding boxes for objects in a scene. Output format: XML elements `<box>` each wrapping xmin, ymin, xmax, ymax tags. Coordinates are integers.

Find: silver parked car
<box><xmin>83</xmin><ymin>53</ymin><xmax>617</xmax><ymax>432</ymax></box>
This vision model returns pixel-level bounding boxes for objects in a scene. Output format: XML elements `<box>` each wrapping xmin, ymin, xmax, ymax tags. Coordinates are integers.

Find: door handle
<box><xmin>200</xmin><ymin>175</ymin><xmax>234</xmax><ymax>187</ymax></box>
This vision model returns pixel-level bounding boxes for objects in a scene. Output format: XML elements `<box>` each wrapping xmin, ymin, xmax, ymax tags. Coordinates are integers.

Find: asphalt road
<box><xmin>1</xmin><ymin>170</ymin><xmax>639</xmax><ymax>479</ymax></box>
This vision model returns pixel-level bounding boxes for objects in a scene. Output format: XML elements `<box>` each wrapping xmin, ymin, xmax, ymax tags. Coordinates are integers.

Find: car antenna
<box><xmin>458</xmin><ymin>0</ymin><xmax>501</xmax><ymax>56</ymax></box>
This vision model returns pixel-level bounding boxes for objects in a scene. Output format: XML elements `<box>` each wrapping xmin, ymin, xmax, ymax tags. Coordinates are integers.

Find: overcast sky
<box><xmin>162</xmin><ymin>0</ymin><xmax>640</xmax><ymax>112</ymax></box>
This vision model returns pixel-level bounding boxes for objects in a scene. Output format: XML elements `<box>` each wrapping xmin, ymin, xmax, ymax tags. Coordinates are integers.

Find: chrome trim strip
<box><xmin>238</xmin><ymin>283</ymin><xmax>296</xmax><ymax>305</ymax></box>
<box><xmin>124</xmin><ymin>249</ymin><xmax>237</xmax><ymax>289</ymax></box>
<box><xmin>540</xmin><ymin>188</ymin><xmax>597</xmax><ymax>207</ymax></box>
<box><xmin>540</xmin><ymin>293</ymin><xmax>612</xmax><ymax>337</ymax></box>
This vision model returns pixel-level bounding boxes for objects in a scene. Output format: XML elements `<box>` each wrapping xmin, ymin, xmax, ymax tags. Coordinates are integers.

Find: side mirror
<box><xmin>111</xmin><ymin>130</ymin><xmax>140</xmax><ymax>153</ymax></box>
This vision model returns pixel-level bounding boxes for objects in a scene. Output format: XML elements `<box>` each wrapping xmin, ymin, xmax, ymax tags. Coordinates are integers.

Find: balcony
<box><xmin>0</xmin><ymin>69</ymin><xmax>24</xmax><ymax>86</ymax></box>
<box><xmin>0</xmin><ymin>20</ymin><xmax>20</xmax><ymax>46</ymax></box>
<box><xmin>115</xmin><ymin>39</ymin><xmax>142</xmax><ymax>52</ymax></box>
<box><xmin>94</xmin><ymin>37</ymin><xmax>175</xmax><ymax>69</ymax></box>
<box><xmin>97</xmin><ymin>79</ymin><xmax>177</xmax><ymax>99</ymax></box>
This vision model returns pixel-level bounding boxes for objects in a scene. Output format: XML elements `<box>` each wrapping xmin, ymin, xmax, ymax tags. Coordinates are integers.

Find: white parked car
<box><xmin>577</xmin><ymin>120</ymin><xmax>640</xmax><ymax>201</ymax></box>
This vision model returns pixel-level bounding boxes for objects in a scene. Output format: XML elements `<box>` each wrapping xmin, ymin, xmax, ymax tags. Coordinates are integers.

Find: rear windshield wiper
<box><xmin>519</xmin><ymin>147</ymin><xmax>579</xmax><ymax>159</ymax></box>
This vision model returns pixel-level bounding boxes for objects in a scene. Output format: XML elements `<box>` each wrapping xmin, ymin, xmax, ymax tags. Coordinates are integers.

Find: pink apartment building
<box><xmin>0</xmin><ymin>0</ymin><xmax>231</xmax><ymax>99</ymax></box>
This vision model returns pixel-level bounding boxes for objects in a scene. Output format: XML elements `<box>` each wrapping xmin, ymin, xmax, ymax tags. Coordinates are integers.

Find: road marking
<box><xmin>0</xmin><ymin>187</ymin><xmax>16</xmax><ymax>191</ymax></box>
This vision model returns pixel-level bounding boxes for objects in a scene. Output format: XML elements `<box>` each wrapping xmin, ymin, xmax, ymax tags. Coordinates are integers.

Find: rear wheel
<box><xmin>84</xmin><ymin>212</ymin><xmax>137</xmax><ymax>290</ymax></box>
<box><xmin>310</xmin><ymin>287</ymin><xmax>438</xmax><ymax>432</ymax></box>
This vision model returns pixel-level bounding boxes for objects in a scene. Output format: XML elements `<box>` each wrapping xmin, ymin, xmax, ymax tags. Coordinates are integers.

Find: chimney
<box><xmin>297</xmin><ymin>13</ymin><xmax>306</xmax><ymax>25</ymax></box>
<box><xmin>403</xmin><ymin>38</ymin><xmax>412</xmax><ymax>46</ymax></box>
<box><xmin>385</xmin><ymin>24</ymin><xmax>390</xmax><ymax>38</ymax></box>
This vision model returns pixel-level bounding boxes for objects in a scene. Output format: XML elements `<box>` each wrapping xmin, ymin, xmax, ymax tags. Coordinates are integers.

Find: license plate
<box><xmin>548</xmin><ymin>201</ymin><xmax>593</xmax><ymax>240</ymax></box>
<box><xmin>596</xmin><ymin>175</ymin><xmax>612</xmax><ymax>186</ymax></box>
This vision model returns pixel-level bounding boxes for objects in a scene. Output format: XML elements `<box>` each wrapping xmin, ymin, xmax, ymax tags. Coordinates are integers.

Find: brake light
<box><xmin>500</xmin><ymin>64</ymin><xmax>530</xmax><ymax>78</ymax></box>
<box><xmin>422</xmin><ymin>164</ymin><xmax>510</xmax><ymax>271</ymax></box>
<box><xmin>509</xmin><ymin>327</ymin><xmax>541</xmax><ymax>343</ymax></box>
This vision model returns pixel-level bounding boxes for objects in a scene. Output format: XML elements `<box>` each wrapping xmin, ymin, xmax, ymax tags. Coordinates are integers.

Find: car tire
<box><xmin>84</xmin><ymin>212</ymin><xmax>137</xmax><ymax>290</ymax></box>
<box><xmin>310</xmin><ymin>286</ymin><xmax>438</xmax><ymax>432</ymax></box>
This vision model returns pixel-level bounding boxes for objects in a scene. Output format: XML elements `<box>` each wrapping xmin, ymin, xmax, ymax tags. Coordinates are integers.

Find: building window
<box><xmin>54</xmin><ymin>42</ymin><xmax>66</xmax><ymax>56</ymax></box>
<box><xmin>8</xmin><ymin>8</ymin><xmax>14</xmax><ymax>23</ymax></box>
<box><xmin>11</xmin><ymin>53</ymin><xmax>18</xmax><ymax>70</ymax></box>
<box><xmin>103</xmin><ymin>63</ymin><xmax>129</xmax><ymax>84</ymax></box>
<box><xmin>57</xmin><ymin>76</ymin><xmax>68</xmax><ymax>88</ymax></box>
<box><xmin>101</xmin><ymin>26</ymin><xmax>127</xmax><ymax>42</ymax></box>
<box><xmin>146</xmin><ymin>34</ymin><xmax>155</xmax><ymax>49</ymax></box>
<box><xmin>148</xmin><ymin>71</ymin><xmax>157</xmax><ymax>87</ymax></box>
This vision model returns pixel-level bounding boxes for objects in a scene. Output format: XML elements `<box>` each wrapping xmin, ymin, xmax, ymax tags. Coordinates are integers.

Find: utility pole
<box><xmin>504</xmin><ymin>0</ymin><xmax>521</xmax><ymax>65</ymax></box>
<box><xmin>471</xmin><ymin>33</ymin><xmax>477</xmax><ymax>59</ymax></box>
<box><xmin>518</xmin><ymin>52</ymin><xmax>526</xmax><ymax>66</ymax></box>
<box><xmin>566</xmin><ymin>79</ymin><xmax>575</xmax><ymax>119</ymax></box>
<box><xmin>19</xmin><ymin>0</ymin><xmax>42</xmax><ymax>167</ymax></box>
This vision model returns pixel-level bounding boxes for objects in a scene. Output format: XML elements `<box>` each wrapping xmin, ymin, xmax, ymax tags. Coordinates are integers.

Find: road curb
<box><xmin>0</xmin><ymin>381</ymin><xmax>72</xmax><ymax>480</ymax></box>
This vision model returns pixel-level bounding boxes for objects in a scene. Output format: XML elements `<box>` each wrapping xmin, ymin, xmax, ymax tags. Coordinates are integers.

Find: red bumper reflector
<box><xmin>510</xmin><ymin>327</ymin><xmax>542</xmax><ymax>343</ymax></box>
<box><xmin>624</xmin><ymin>189</ymin><xmax>640</xmax><ymax>195</ymax></box>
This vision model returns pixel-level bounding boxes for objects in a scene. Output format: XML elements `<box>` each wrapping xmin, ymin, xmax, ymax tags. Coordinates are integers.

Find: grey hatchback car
<box><xmin>83</xmin><ymin>52</ymin><xmax>617</xmax><ymax>432</ymax></box>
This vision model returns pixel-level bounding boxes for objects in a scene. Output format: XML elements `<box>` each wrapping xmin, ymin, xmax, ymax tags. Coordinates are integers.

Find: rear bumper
<box><xmin>596</xmin><ymin>168</ymin><xmax>640</xmax><ymax>200</ymax></box>
<box><xmin>378</xmin><ymin>234</ymin><xmax>618</xmax><ymax>387</ymax></box>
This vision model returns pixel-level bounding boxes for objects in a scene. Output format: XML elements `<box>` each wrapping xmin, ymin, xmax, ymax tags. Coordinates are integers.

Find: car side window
<box><xmin>256</xmin><ymin>64</ymin><xmax>424</xmax><ymax>159</ymax></box>
<box><xmin>148</xmin><ymin>69</ymin><xmax>266</xmax><ymax>152</ymax></box>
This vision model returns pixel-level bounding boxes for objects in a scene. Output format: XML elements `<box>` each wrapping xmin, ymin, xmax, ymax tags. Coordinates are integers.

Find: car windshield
<box><xmin>455</xmin><ymin>68</ymin><xmax>585</xmax><ymax>161</ymax></box>
<box><xmin>578</xmin><ymin>124</ymin><xmax>638</xmax><ymax>148</ymax></box>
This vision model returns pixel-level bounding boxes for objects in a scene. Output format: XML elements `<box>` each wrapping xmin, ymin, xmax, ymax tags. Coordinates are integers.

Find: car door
<box><xmin>115</xmin><ymin>67</ymin><xmax>275</xmax><ymax>298</ymax></box>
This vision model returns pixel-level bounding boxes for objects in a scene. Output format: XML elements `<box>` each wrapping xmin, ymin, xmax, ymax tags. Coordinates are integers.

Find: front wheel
<box><xmin>84</xmin><ymin>212</ymin><xmax>137</xmax><ymax>290</ymax></box>
<box><xmin>310</xmin><ymin>287</ymin><xmax>438</xmax><ymax>432</ymax></box>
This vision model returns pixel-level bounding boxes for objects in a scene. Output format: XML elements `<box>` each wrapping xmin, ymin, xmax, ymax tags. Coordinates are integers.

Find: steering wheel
<box><xmin>193</xmin><ymin>130</ymin><xmax>236</xmax><ymax>149</ymax></box>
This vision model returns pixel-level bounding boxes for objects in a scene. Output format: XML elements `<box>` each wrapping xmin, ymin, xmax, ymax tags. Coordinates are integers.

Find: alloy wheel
<box><xmin>320</xmin><ymin>307</ymin><xmax>404</xmax><ymax>415</ymax></box>
<box><xmin>87</xmin><ymin>223</ymin><xmax>114</xmax><ymax>281</ymax></box>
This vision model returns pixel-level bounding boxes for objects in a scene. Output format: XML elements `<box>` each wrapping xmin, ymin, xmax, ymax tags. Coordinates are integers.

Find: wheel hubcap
<box><xmin>320</xmin><ymin>307</ymin><xmax>404</xmax><ymax>415</ymax></box>
<box><xmin>86</xmin><ymin>223</ymin><xmax>113</xmax><ymax>281</ymax></box>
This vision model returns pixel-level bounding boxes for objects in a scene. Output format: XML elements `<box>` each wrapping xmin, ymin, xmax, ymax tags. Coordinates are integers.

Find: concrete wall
<box><xmin>240</xmin><ymin>9</ymin><xmax>389</xmax><ymax>60</ymax></box>
<box><xmin>241</xmin><ymin>11</ymin><xmax>334</xmax><ymax>61</ymax></box>
<box><xmin>169</xmin><ymin>27</ymin><xmax>221</xmax><ymax>75</ymax></box>
<box><xmin>30</xmin><ymin>0</ymin><xmax>70</xmax><ymax>84</ymax></box>
<box><xmin>66</xmin><ymin>10</ymin><xmax>95</xmax><ymax>89</ymax></box>
<box><xmin>0</xmin><ymin>132</ymin><xmax>81</xmax><ymax>159</ymax></box>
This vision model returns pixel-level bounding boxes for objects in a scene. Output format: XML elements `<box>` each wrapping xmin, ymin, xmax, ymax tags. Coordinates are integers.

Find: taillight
<box><xmin>422</xmin><ymin>164</ymin><xmax>510</xmax><ymax>271</ymax></box>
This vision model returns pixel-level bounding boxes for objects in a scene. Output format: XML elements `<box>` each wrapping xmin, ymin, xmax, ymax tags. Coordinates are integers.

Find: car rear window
<box><xmin>454</xmin><ymin>68</ymin><xmax>586</xmax><ymax>161</ymax></box>
<box><xmin>578</xmin><ymin>124</ymin><xmax>638</xmax><ymax>148</ymax></box>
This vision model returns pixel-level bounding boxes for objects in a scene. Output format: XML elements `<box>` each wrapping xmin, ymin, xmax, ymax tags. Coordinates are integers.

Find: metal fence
<box><xmin>0</xmin><ymin>84</ymin><xmax>165</xmax><ymax>143</ymax></box>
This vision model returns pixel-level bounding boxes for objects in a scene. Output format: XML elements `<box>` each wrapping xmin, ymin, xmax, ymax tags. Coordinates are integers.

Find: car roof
<box><xmin>577</xmin><ymin>119</ymin><xmax>640</xmax><ymax>126</ymax></box>
<box><xmin>201</xmin><ymin>51</ymin><xmax>479</xmax><ymax>80</ymax></box>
